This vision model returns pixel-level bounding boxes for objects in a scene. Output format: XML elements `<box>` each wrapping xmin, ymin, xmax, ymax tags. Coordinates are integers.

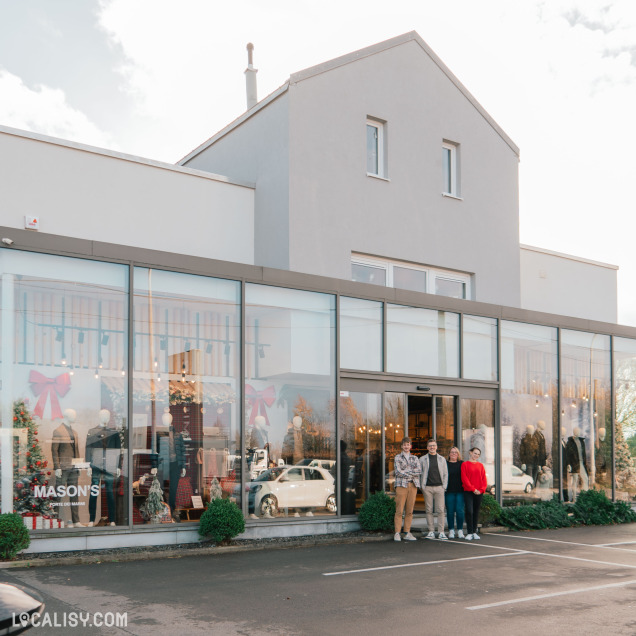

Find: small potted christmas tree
<box><xmin>12</xmin><ymin>399</ymin><xmax>57</xmax><ymax>529</ymax></box>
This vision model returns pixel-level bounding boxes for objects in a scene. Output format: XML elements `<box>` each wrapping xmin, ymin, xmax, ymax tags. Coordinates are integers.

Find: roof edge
<box><xmin>289</xmin><ymin>31</ymin><xmax>520</xmax><ymax>158</ymax></box>
<box><xmin>0</xmin><ymin>124</ymin><xmax>254</xmax><ymax>189</ymax></box>
<box><xmin>520</xmin><ymin>244</ymin><xmax>618</xmax><ymax>270</ymax></box>
<box><xmin>177</xmin><ymin>82</ymin><xmax>289</xmax><ymax>165</ymax></box>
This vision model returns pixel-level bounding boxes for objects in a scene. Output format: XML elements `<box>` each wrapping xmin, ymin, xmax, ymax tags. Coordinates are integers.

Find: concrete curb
<box><xmin>0</xmin><ymin>525</ymin><xmax>509</xmax><ymax>570</ymax></box>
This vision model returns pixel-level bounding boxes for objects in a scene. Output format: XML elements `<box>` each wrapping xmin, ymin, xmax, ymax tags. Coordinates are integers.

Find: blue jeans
<box><xmin>89</xmin><ymin>468</ymin><xmax>116</xmax><ymax>523</ymax></box>
<box><xmin>445</xmin><ymin>491</ymin><xmax>465</xmax><ymax>532</ymax></box>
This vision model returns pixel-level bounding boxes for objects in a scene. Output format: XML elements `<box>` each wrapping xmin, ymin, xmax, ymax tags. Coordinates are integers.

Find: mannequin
<box><xmin>51</xmin><ymin>408</ymin><xmax>84</xmax><ymax>527</ymax></box>
<box><xmin>534</xmin><ymin>420</ymin><xmax>548</xmax><ymax>470</ymax></box>
<box><xmin>281</xmin><ymin>416</ymin><xmax>308</xmax><ymax>464</ymax></box>
<box><xmin>519</xmin><ymin>424</ymin><xmax>539</xmax><ymax>483</ymax></box>
<box><xmin>163</xmin><ymin>412</ymin><xmax>187</xmax><ymax>519</ymax></box>
<box><xmin>249</xmin><ymin>415</ymin><xmax>269</xmax><ymax>449</ymax></box>
<box><xmin>86</xmin><ymin>409</ymin><xmax>122</xmax><ymax>527</ymax></box>
<box><xmin>565</xmin><ymin>426</ymin><xmax>589</xmax><ymax>501</ymax></box>
<box><xmin>469</xmin><ymin>424</ymin><xmax>487</xmax><ymax>462</ymax></box>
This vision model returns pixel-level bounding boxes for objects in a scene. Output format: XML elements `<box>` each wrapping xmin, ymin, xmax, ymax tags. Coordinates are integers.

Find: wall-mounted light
<box><xmin>61</xmin><ymin>357</ymin><xmax>67</xmax><ymax>366</ymax></box>
<box><xmin>94</xmin><ymin>369</ymin><xmax>99</xmax><ymax>379</ymax></box>
<box><xmin>535</xmin><ymin>399</ymin><xmax>539</xmax><ymax>408</ymax></box>
<box><xmin>154</xmin><ymin>357</ymin><xmax>158</xmax><ymax>368</ymax></box>
<box><xmin>182</xmin><ymin>362</ymin><xmax>186</xmax><ymax>381</ymax></box>
<box><xmin>69</xmin><ymin>366</ymin><xmax>74</xmax><ymax>376</ymax></box>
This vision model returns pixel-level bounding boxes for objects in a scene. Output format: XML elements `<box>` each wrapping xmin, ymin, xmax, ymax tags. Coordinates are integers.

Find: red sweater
<box><xmin>461</xmin><ymin>460</ymin><xmax>487</xmax><ymax>494</ymax></box>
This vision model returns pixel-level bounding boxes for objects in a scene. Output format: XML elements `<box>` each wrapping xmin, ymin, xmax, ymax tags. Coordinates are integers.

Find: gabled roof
<box><xmin>178</xmin><ymin>31</ymin><xmax>519</xmax><ymax>165</ymax></box>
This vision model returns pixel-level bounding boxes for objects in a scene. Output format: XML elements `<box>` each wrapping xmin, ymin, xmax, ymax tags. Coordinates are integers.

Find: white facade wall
<box><xmin>520</xmin><ymin>245</ymin><xmax>618</xmax><ymax>323</ymax></box>
<box><xmin>0</xmin><ymin>126</ymin><xmax>255</xmax><ymax>265</ymax></box>
<box><xmin>183</xmin><ymin>33</ymin><xmax>522</xmax><ymax>308</ymax></box>
<box><xmin>287</xmin><ymin>38</ymin><xmax>521</xmax><ymax>307</ymax></box>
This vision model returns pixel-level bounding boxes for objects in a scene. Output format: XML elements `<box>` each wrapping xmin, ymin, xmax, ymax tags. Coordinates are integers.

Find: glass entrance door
<box><xmin>339</xmin><ymin>391</ymin><xmax>383</xmax><ymax>513</ymax></box>
<box><xmin>461</xmin><ymin>398</ymin><xmax>496</xmax><ymax>494</ymax></box>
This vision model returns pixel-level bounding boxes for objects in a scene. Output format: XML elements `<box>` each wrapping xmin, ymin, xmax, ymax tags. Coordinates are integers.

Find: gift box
<box><xmin>22</xmin><ymin>514</ymin><xmax>43</xmax><ymax>530</ymax></box>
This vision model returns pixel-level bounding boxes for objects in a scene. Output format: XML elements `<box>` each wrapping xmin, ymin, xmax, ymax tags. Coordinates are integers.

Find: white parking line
<box><xmin>491</xmin><ymin>534</ymin><xmax>636</xmax><ymax>553</ymax></box>
<box><xmin>467</xmin><ymin>579</ymin><xmax>636</xmax><ymax>610</ymax></box>
<box><xmin>596</xmin><ymin>541</ymin><xmax>636</xmax><ymax>547</ymax></box>
<box><xmin>322</xmin><ymin>551</ymin><xmax>527</xmax><ymax>576</ymax></box>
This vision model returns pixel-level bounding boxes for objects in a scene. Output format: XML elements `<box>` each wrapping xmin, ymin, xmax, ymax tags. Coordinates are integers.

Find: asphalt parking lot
<box><xmin>2</xmin><ymin>524</ymin><xmax>636</xmax><ymax>635</ymax></box>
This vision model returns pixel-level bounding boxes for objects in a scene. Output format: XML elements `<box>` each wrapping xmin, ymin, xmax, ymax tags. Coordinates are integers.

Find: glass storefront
<box><xmin>560</xmin><ymin>330</ymin><xmax>612</xmax><ymax>500</ymax></box>
<box><xmin>1</xmin><ymin>251</ymin><xmax>128</xmax><ymax>529</ymax></box>
<box><xmin>244</xmin><ymin>284</ymin><xmax>336</xmax><ymax>518</ymax></box>
<box><xmin>501</xmin><ymin>322</ymin><xmax>558</xmax><ymax>502</ymax></box>
<box><xmin>2</xmin><ymin>247</ymin><xmax>635</xmax><ymax>537</ymax></box>
<box><xmin>339</xmin><ymin>297</ymin><xmax>383</xmax><ymax>371</ymax></box>
<box><xmin>463</xmin><ymin>315</ymin><xmax>498</xmax><ymax>381</ymax></box>
<box><xmin>132</xmin><ymin>268</ymin><xmax>240</xmax><ymax>524</ymax></box>
<box><xmin>386</xmin><ymin>304</ymin><xmax>459</xmax><ymax>377</ymax></box>
<box><xmin>614</xmin><ymin>337</ymin><xmax>636</xmax><ymax>503</ymax></box>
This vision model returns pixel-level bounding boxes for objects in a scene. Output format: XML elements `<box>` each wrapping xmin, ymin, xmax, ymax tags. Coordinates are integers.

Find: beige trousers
<box><xmin>394</xmin><ymin>483</ymin><xmax>418</xmax><ymax>533</ymax></box>
<box><xmin>424</xmin><ymin>485</ymin><xmax>446</xmax><ymax>532</ymax></box>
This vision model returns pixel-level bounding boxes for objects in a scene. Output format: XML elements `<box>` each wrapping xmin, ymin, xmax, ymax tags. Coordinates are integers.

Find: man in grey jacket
<box><xmin>420</xmin><ymin>439</ymin><xmax>448</xmax><ymax>539</ymax></box>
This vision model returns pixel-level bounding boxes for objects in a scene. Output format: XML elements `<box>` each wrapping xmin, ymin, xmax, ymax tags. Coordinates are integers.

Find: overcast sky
<box><xmin>1</xmin><ymin>1</ymin><xmax>635</xmax><ymax>324</ymax></box>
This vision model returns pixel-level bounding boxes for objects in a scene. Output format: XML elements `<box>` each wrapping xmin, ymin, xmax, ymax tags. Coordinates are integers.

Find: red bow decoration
<box><xmin>29</xmin><ymin>371</ymin><xmax>71</xmax><ymax>420</ymax></box>
<box><xmin>245</xmin><ymin>384</ymin><xmax>276</xmax><ymax>427</ymax></box>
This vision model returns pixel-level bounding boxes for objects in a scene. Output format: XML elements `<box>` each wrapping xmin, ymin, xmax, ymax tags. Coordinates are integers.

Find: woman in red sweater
<box><xmin>461</xmin><ymin>447</ymin><xmax>487</xmax><ymax>540</ymax></box>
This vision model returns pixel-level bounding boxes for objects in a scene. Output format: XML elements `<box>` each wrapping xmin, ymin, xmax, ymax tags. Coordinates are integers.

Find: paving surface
<box><xmin>1</xmin><ymin>524</ymin><xmax>636</xmax><ymax>635</ymax></box>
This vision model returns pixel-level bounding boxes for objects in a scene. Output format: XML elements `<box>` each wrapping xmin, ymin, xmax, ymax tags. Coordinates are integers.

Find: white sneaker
<box><xmin>465</xmin><ymin>533</ymin><xmax>473</xmax><ymax>541</ymax></box>
<box><xmin>404</xmin><ymin>532</ymin><xmax>417</xmax><ymax>541</ymax></box>
<box><xmin>473</xmin><ymin>533</ymin><xmax>480</xmax><ymax>540</ymax></box>
<box><xmin>457</xmin><ymin>530</ymin><xmax>465</xmax><ymax>539</ymax></box>
<box><xmin>426</xmin><ymin>532</ymin><xmax>436</xmax><ymax>539</ymax></box>
<box><xmin>448</xmin><ymin>529</ymin><xmax>455</xmax><ymax>539</ymax></box>
<box><xmin>394</xmin><ymin>533</ymin><xmax>402</xmax><ymax>542</ymax></box>
<box><xmin>438</xmin><ymin>532</ymin><xmax>448</xmax><ymax>540</ymax></box>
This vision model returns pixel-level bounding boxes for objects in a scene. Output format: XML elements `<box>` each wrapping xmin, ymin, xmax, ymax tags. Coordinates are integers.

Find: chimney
<box><xmin>245</xmin><ymin>43</ymin><xmax>258</xmax><ymax>110</ymax></box>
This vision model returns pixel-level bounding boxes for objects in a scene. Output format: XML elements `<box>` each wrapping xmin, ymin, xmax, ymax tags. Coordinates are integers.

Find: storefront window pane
<box><xmin>561</xmin><ymin>330</ymin><xmax>611</xmax><ymax>500</ymax></box>
<box><xmin>460</xmin><ymin>399</ymin><xmax>495</xmax><ymax>493</ymax></box>
<box><xmin>387</xmin><ymin>304</ymin><xmax>459</xmax><ymax>377</ymax></box>
<box><xmin>132</xmin><ymin>268</ymin><xmax>240</xmax><ymax>524</ymax></box>
<box><xmin>501</xmin><ymin>322</ymin><xmax>558</xmax><ymax>503</ymax></box>
<box><xmin>1</xmin><ymin>251</ymin><xmax>128</xmax><ymax>530</ymax></box>
<box><xmin>463</xmin><ymin>315</ymin><xmax>498</xmax><ymax>381</ymax></box>
<box><xmin>614</xmin><ymin>337</ymin><xmax>636</xmax><ymax>503</ymax></box>
<box><xmin>340</xmin><ymin>297</ymin><xmax>382</xmax><ymax>371</ymax></box>
<box><xmin>384</xmin><ymin>393</ymin><xmax>405</xmax><ymax>493</ymax></box>
<box><xmin>339</xmin><ymin>392</ymin><xmax>382</xmax><ymax>513</ymax></box>
<box><xmin>245</xmin><ymin>284</ymin><xmax>336</xmax><ymax>518</ymax></box>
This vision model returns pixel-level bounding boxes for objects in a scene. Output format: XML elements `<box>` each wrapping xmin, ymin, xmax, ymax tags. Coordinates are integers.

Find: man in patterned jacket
<box><xmin>393</xmin><ymin>437</ymin><xmax>422</xmax><ymax>542</ymax></box>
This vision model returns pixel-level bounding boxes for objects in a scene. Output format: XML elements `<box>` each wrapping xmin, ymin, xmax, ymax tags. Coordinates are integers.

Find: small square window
<box><xmin>367</xmin><ymin>118</ymin><xmax>386</xmax><ymax>177</ymax></box>
<box><xmin>442</xmin><ymin>141</ymin><xmax>459</xmax><ymax>196</ymax></box>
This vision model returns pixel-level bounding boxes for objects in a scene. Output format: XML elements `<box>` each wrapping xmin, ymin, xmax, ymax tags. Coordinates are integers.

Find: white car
<box><xmin>247</xmin><ymin>465</ymin><xmax>336</xmax><ymax>516</ymax></box>
<box><xmin>487</xmin><ymin>464</ymin><xmax>534</xmax><ymax>494</ymax></box>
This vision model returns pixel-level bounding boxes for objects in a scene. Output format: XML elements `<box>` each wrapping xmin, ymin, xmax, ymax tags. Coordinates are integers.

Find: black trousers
<box><xmin>463</xmin><ymin>491</ymin><xmax>483</xmax><ymax>534</ymax></box>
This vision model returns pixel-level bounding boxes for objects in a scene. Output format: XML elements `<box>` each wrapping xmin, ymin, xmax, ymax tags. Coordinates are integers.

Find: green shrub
<box><xmin>498</xmin><ymin>495</ymin><xmax>573</xmax><ymax>531</ymax></box>
<box><xmin>479</xmin><ymin>493</ymin><xmax>502</xmax><ymax>526</ymax></box>
<box><xmin>0</xmin><ymin>513</ymin><xmax>30</xmax><ymax>560</ymax></box>
<box><xmin>572</xmin><ymin>489</ymin><xmax>636</xmax><ymax>526</ymax></box>
<box><xmin>358</xmin><ymin>491</ymin><xmax>396</xmax><ymax>532</ymax></box>
<box><xmin>198</xmin><ymin>498</ymin><xmax>245</xmax><ymax>544</ymax></box>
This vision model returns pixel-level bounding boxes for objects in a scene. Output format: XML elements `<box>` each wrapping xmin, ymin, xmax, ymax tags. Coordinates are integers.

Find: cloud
<box><xmin>0</xmin><ymin>67</ymin><xmax>116</xmax><ymax>149</ymax></box>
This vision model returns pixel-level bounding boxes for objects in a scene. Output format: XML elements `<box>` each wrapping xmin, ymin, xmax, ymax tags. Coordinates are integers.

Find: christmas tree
<box><xmin>140</xmin><ymin>476</ymin><xmax>165</xmax><ymax>523</ymax></box>
<box><xmin>12</xmin><ymin>399</ymin><xmax>55</xmax><ymax>516</ymax></box>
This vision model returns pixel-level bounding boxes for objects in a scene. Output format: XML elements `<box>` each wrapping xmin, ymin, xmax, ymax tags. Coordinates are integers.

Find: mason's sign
<box><xmin>33</xmin><ymin>485</ymin><xmax>100</xmax><ymax>498</ymax></box>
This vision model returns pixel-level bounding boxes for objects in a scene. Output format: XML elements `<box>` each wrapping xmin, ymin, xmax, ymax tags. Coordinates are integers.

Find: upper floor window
<box><xmin>442</xmin><ymin>141</ymin><xmax>459</xmax><ymax>197</ymax></box>
<box><xmin>351</xmin><ymin>254</ymin><xmax>471</xmax><ymax>300</ymax></box>
<box><xmin>366</xmin><ymin>118</ymin><xmax>386</xmax><ymax>178</ymax></box>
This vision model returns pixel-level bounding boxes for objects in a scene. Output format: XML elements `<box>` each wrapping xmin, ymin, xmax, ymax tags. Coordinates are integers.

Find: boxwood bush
<box><xmin>358</xmin><ymin>491</ymin><xmax>396</xmax><ymax>532</ymax></box>
<box><xmin>0</xmin><ymin>512</ymin><xmax>30</xmax><ymax>560</ymax></box>
<box><xmin>478</xmin><ymin>493</ymin><xmax>502</xmax><ymax>526</ymax></box>
<box><xmin>199</xmin><ymin>498</ymin><xmax>245</xmax><ymax>544</ymax></box>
